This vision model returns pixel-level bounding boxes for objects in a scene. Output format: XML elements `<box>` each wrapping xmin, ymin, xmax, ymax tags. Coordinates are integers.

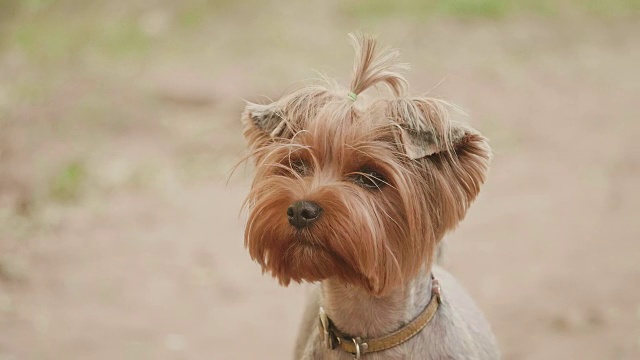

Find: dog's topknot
<box><xmin>348</xmin><ymin>32</ymin><xmax>409</xmax><ymax>97</ymax></box>
<box><xmin>242</xmin><ymin>33</ymin><xmax>411</xmax><ymax>149</ymax></box>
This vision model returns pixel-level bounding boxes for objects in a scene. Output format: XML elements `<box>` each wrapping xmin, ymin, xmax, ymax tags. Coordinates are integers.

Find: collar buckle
<box><xmin>351</xmin><ymin>337</ymin><xmax>368</xmax><ymax>359</ymax></box>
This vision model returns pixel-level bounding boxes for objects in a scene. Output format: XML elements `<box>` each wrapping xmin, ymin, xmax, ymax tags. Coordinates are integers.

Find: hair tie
<box><xmin>347</xmin><ymin>92</ymin><xmax>357</xmax><ymax>102</ymax></box>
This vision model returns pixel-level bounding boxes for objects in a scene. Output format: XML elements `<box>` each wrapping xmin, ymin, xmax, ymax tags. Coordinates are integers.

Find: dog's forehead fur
<box><xmin>295</xmin><ymin>102</ymin><xmax>398</xmax><ymax>162</ymax></box>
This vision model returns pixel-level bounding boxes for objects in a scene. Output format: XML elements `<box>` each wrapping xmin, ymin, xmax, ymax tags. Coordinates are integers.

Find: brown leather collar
<box><xmin>318</xmin><ymin>276</ymin><xmax>442</xmax><ymax>358</ymax></box>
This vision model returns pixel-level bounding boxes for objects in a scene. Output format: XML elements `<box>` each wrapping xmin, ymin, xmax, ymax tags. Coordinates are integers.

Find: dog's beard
<box><xmin>244</xmin><ymin>175</ymin><xmax>415</xmax><ymax>295</ymax></box>
<box><xmin>280</xmin><ymin>232</ymin><xmax>358</xmax><ymax>284</ymax></box>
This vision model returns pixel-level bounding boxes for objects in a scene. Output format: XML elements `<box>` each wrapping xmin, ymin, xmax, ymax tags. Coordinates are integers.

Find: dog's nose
<box><xmin>287</xmin><ymin>200</ymin><xmax>322</xmax><ymax>229</ymax></box>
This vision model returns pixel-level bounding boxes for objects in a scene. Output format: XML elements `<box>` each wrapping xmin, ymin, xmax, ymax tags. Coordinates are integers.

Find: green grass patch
<box><xmin>580</xmin><ymin>0</ymin><xmax>640</xmax><ymax>16</ymax></box>
<box><xmin>12</xmin><ymin>18</ymin><xmax>86</xmax><ymax>62</ymax></box>
<box><xmin>176</xmin><ymin>0</ymin><xmax>238</xmax><ymax>29</ymax></box>
<box><xmin>99</xmin><ymin>18</ymin><xmax>152</xmax><ymax>57</ymax></box>
<box><xmin>342</xmin><ymin>0</ymin><xmax>640</xmax><ymax>19</ymax></box>
<box><xmin>435</xmin><ymin>0</ymin><xmax>512</xmax><ymax>18</ymax></box>
<box><xmin>49</xmin><ymin>161</ymin><xmax>87</xmax><ymax>202</ymax></box>
<box><xmin>9</xmin><ymin>11</ymin><xmax>152</xmax><ymax>65</ymax></box>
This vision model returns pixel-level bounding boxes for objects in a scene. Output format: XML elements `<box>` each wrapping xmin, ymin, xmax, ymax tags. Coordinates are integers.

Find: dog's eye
<box><xmin>351</xmin><ymin>168</ymin><xmax>386</xmax><ymax>189</ymax></box>
<box><xmin>290</xmin><ymin>159</ymin><xmax>309</xmax><ymax>176</ymax></box>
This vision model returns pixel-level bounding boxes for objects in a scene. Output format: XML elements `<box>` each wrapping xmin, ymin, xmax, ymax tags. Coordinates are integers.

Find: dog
<box><xmin>241</xmin><ymin>33</ymin><xmax>499</xmax><ymax>359</ymax></box>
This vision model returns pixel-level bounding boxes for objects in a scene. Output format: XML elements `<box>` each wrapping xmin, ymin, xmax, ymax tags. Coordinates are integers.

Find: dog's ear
<box><xmin>386</xmin><ymin>97</ymin><xmax>492</xmax><ymax>219</ymax></box>
<box><xmin>242</xmin><ymin>101</ymin><xmax>289</xmax><ymax>156</ymax></box>
<box><xmin>242</xmin><ymin>88</ymin><xmax>334</xmax><ymax>158</ymax></box>
<box><xmin>385</xmin><ymin>98</ymin><xmax>482</xmax><ymax>160</ymax></box>
<box><xmin>243</xmin><ymin>102</ymin><xmax>288</xmax><ymax>139</ymax></box>
<box><xmin>400</xmin><ymin>121</ymin><xmax>472</xmax><ymax>160</ymax></box>
<box><xmin>242</xmin><ymin>100</ymin><xmax>301</xmax><ymax>166</ymax></box>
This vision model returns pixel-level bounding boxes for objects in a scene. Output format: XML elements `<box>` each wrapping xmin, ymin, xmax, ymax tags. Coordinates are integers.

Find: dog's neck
<box><xmin>320</xmin><ymin>267</ymin><xmax>433</xmax><ymax>338</ymax></box>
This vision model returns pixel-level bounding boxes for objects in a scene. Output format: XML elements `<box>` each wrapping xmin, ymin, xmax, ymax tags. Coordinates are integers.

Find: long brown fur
<box><xmin>242</xmin><ymin>33</ymin><xmax>491</xmax><ymax>296</ymax></box>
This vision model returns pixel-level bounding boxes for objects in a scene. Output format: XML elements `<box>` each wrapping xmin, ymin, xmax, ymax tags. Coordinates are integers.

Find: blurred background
<box><xmin>1</xmin><ymin>0</ymin><xmax>639</xmax><ymax>359</ymax></box>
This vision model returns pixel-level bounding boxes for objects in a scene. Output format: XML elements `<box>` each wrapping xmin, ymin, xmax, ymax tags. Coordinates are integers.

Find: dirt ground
<box><xmin>1</xmin><ymin>1</ymin><xmax>639</xmax><ymax>359</ymax></box>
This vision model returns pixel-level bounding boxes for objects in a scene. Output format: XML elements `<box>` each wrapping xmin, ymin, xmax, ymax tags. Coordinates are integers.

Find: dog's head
<box><xmin>242</xmin><ymin>34</ymin><xmax>491</xmax><ymax>295</ymax></box>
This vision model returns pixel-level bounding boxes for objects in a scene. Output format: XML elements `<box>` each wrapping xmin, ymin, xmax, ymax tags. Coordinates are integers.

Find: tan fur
<box><xmin>242</xmin><ymin>33</ymin><xmax>499</xmax><ymax>359</ymax></box>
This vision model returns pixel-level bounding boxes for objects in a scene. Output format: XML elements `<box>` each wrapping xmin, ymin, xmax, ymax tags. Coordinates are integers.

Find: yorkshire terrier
<box><xmin>241</xmin><ymin>34</ymin><xmax>499</xmax><ymax>359</ymax></box>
